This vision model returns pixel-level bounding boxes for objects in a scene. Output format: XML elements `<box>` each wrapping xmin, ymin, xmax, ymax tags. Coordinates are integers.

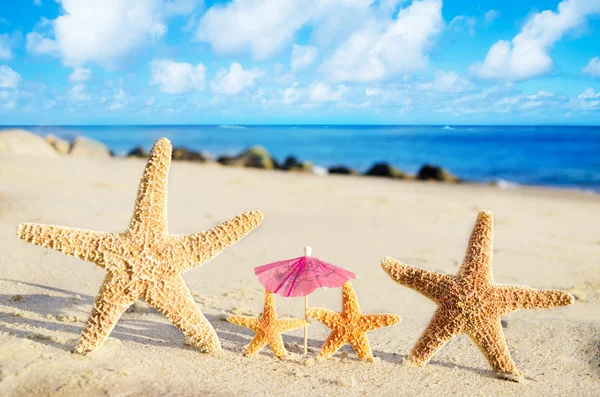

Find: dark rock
<box><xmin>416</xmin><ymin>164</ymin><xmax>459</xmax><ymax>182</ymax></box>
<box><xmin>282</xmin><ymin>156</ymin><xmax>312</xmax><ymax>172</ymax></box>
<box><xmin>328</xmin><ymin>166</ymin><xmax>356</xmax><ymax>175</ymax></box>
<box><xmin>501</xmin><ymin>319</ymin><xmax>508</xmax><ymax>329</ymax></box>
<box><xmin>219</xmin><ymin>146</ymin><xmax>278</xmax><ymax>169</ymax></box>
<box><xmin>172</xmin><ymin>147</ymin><xmax>207</xmax><ymax>162</ymax></box>
<box><xmin>127</xmin><ymin>146</ymin><xmax>148</xmax><ymax>158</ymax></box>
<box><xmin>365</xmin><ymin>162</ymin><xmax>406</xmax><ymax>179</ymax></box>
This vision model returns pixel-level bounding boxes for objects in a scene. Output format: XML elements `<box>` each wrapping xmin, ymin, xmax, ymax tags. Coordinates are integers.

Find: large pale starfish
<box><xmin>307</xmin><ymin>282</ymin><xmax>400</xmax><ymax>361</ymax></box>
<box><xmin>227</xmin><ymin>290</ymin><xmax>308</xmax><ymax>358</ymax></box>
<box><xmin>17</xmin><ymin>138</ymin><xmax>264</xmax><ymax>354</ymax></box>
<box><xmin>381</xmin><ymin>210</ymin><xmax>574</xmax><ymax>381</ymax></box>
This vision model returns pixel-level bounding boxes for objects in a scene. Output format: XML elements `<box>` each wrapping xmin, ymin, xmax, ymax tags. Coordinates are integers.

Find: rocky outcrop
<box><xmin>328</xmin><ymin>166</ymin><xmax>356</xmax><ymax>175</ymax></box>
<box><xmin>46</xmin><ymin>134</ymin><xmax>70</xmax><ymax>155</ymax></box>
<box><xmin>365</xmin><ymin>162</ymin><xmax>406</xmax><ymax>179</ymax></box>
<box><xmin>282</xmin><ymin>156</ymin><xmax>312</xmax><ymax>172</ymax></box>
<box><xmin>0</xmin><ymin>129</ymin><xmax>59</xmax><ymax>156</ymax></box>
<box><xmin>172</xmin><ymin>147</ymin><xmax>207</xmax><ymax>162</ymax></box>
<box><xmin>416</xmin><ymin>164</ymin><xmax>459</xmax><ymax>182</ymax></box>
<box><xmin>69</xmin><ymin>136</ymin><xmax>111</xmax><ymax>158</ymax></box>
<box><xmin>218</xmin><ymin>146</ymin><xmax>278</xmax><ymax>169</ymax></box>
<box><xmin>127</xmin><ymin>146</ymin><xmax>149</xmax><ymax>158</ymax></box>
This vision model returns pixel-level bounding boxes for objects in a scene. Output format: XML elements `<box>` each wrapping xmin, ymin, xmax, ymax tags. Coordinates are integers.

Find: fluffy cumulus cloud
<box><xmin>164</xmin><ymin>0</ymin><xmax>203</xmax><ymax>16</ymax></box>
<box><xmin>291</xmin><ymin>44</ymin><xmax>318</xmax><ymax>71</ymax></box>
<box><xmin>0</xmin><ymin>66</ymin><xmax>21</xmax><ymax>89</ymax></box>
<box><xmin>309</xmin><ymin>81</ymin><xmax>348</xmax><ymax>102</ymax></box>
<box><xmin>210</xmin><ymin>62</ymin><xmax>262</xmax><ymax>95</ymax></box>
<box><xmin>150</xmin><ymin>59</ymin><xmax>206</xmax><ymax>94</ymax></box>
<box><xmin>582</xmin><ymin>57</ymin><xmax>600</xmax><ymax>77</ymax></box>
<box><xmin>321</xmin><ymin>0</ymin><xmax>443</xmax><ymax>82</ymax></box>
<box><xmin>417</xmin><ymin>70</ymin><xmax>474</xmax><ymax>93</ymax></box>
<box><xmin>471</xmin><ymin>0</ymin><xmax>600</xmax><ymax>81</ymax></box>
<box><xmin>26</xmin><ymin>0</ymin><xmax>168</xmax><ymax>68</ymax></box>
<box><xmin>196</xmin><ymin>0</ymin><xmax>311</xmax><ymax>60</ymax></box>
<box><xmin>68</xmin><ymin>67</ymin><xmax>92</xmax><ymax>83</ymax></box>
<box><xmin>484</xmin><ymin>9</ymin><xmax>500</xmax><ymax>26</ymax></box>
<box><xmin>570</xmin><ymin>88</ymin><xmax>600</xmax><ymax>110</ymax></box>
<box><xmin>68</xmin><ymin>84</ymin><xmax>90</xmax><ymax>101</ymax></box>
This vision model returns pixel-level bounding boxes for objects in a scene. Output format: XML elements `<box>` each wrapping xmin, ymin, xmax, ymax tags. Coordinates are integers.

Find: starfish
<box><xmin>16</xmin><ymin>137</ymin><xmax>264</xmax><ymax>355</ymax></box>
<box><xmin>227</xmin><ymin>290</ymin><xmax>308</xmax><ymax>358</ymax></box>
<box><xmin>381</xmin><ymin>210</ymin><xmax>574</xmax><ymax>381</ymax></box>
<box><xmin>307</xmin><ymin>282</ymin><xmax>400</xmax><ymax>361</ymax></box>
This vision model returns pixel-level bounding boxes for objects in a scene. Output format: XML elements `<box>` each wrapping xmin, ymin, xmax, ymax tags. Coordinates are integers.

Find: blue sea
<box><xmin>9</xmin><ymin>125</ymin><xmax>600</xmax><ymax>192</ymax></box>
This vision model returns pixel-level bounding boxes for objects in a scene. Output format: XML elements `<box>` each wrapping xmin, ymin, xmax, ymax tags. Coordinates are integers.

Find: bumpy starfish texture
<box><xmin>17</xmin><ymin>138</ymin><xmax>264</xmax><ymax>354</ymax></box>
<box><xmin>227</xmin><ymin>290</ymin><xmax>308</xmax><ymax>358</ymax></box>
<box><xmin>381</xmin><ymin>210</ymin><xmax>574</xmax><ymax>382</ymax></box>
<box><xmin>307</xmin><ymin>282</ymin><xmax>400</xmax><ymax>361</ymax></box>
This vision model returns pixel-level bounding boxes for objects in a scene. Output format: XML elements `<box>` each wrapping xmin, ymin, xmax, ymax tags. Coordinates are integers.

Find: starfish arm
<box><xmin>74</xmin><ymin>275</ymin><xmax>138</xmax><ymax>354</ymax></box>
<box><xmin>496</xmin><ymin>285</ymin><xmax>574</xmax><ymax>315</ymax></box>
<box><xmin>466</xmin><ymin>319</ymin><xmax>521</xmax><ymax>381</ymax></box>
<box><xmin>358</xmin><ymin>313</ymin><xmax>401</xmax><ymax>332</ymax></box>
<box><xmin>171</xmin><ymin>210</ymin><xmax>264</xmax><ymax>273</ymax></box>
<box><xmin>276</xmin><ymin>318</ymin><xmax>309</xmax><ymax>333</ymax></box>
<box><xmin>408</xmin><ymin>307</ymin><xmax>464</xmax><ymax>367</ymax></box>
<box><xmin>17</xmin><ymin>223</ymin><xmax>118</xmax><ymax>269</ymax></box>
<box><xmin>341</xmin><ymin>282</ymin><xmax>361</xmax><ymax>319</ymax></box>
<box><xmin>127</xmin><ymin>138</ymin><xmax>171</xmax><ymax>238</ymax></box>
<box><xmin>267</xmin><ymin>333</ymin><xmax>287</xmax><ymax>359</ymax></box>
<box><xmin>245</xmin><ymin>332</ymin><xmax>269</xmax><ymax>356</ymax></box>
<box><xmin>458</xmin><ymin>211</ymin><xmax>494</xmax><ymax>285</ymax></box>
<box><xmin>306</xmin><ymin>308</ymin><xmax>344</xmax><ymax>329</ymax></box>
<box><xmin>144</xmin><ymin>276</ymin><xmax>221</xmax><ymax>353</ymax></box>
<box><xmin>317</xmin><ymin>330</ymin><xmax>348</xmax><ymax>360</ymax></box>
<box><xmin>381</xmin><ymin>257</ymin><xmax>452</xmax><ymax>303</ymax></box>
<box><xmin>227</xmin><ymin>316</ymin><xmax>262</xmax><ymax>333</ymax></box>
<box><xmin>348</xmin><ymin>332</ymin><xmax>373</xmax><ymax>360</ymax></box>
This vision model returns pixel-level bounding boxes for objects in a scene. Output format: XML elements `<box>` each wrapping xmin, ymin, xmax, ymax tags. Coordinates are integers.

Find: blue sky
<box><xmin>0</xmin><ymin>0</ymin><xmax>599</xmax><ymax>125</ymax></box>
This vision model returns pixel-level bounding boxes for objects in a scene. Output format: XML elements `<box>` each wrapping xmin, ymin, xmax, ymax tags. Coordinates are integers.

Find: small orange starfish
<box><xmin>227</xmin><ymin>290</ymin><xmax>308</xmax><ymax>358</ymax></box>
<box><xmin>381</xmin><ymin>210</ymin><xmax>574</xmax><ymax>381</ymax></box>
<box><xmin>307</xmin><ymin>282</ymin><xmax>401</xmax><ymax>361</ymax></box>
<box><xmin>17</xmin><ymin>138</ymin><xmax>264</xmax><ymax>354</ymax></box>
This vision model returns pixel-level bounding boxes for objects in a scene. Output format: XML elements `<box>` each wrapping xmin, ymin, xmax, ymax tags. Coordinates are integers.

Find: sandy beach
<box><xmin>0</xmin><ymin>153</ymin><xmax>598</xmax><ymax>396</ymax></box>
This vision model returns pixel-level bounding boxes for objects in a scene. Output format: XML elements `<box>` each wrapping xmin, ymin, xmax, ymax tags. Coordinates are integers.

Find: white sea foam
<box><xmin>441</xmin><ymin>125</ymin><xmax>455</xmax><ymax>130</ymax></box>
<box><xmin>218</xmin><ymin>125</ymin><xmax>246</xmax><ymax>129</ymax></box>
<box><xmin>494</xmin><ymin>179</ymin><xmax>519</xmax><ymax>189</ymax></box>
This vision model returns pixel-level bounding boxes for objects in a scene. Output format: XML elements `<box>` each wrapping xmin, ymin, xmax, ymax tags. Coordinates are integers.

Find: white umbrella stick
<box><xmin>303</xmin><ymin>246</ymin><xmax>312</xmax><ymax>356</ymax></box>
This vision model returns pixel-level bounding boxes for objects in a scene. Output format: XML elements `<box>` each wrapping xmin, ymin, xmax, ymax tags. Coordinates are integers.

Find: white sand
<box><xmin>0</xmin><ymin>154</ymin><xmax>598</xmax><ymax>396</ymax></box>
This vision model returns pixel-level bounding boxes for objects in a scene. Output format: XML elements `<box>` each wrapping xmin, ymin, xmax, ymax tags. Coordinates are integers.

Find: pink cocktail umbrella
<box><xmin>254</xmin><ymin>246</ymin><xmax>356</xmax><ymax>355</ymax></box>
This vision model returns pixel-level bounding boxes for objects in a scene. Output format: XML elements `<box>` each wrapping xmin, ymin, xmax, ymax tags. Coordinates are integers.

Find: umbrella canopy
<box><xmin>254</xmin><ymin>246</ymin><xmax>356</xmax><ymax>298</ymax></box>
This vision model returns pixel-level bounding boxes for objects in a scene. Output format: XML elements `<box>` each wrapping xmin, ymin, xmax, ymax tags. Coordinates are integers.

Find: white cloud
<box><xmin>322</xmin><ymin>0</ymin><xmax>443</xmax><ymax>82</ymax></box>
<box><xmin>309</xmin><ymin>81</ymin><xmax>348</xmax><ymax>102</ymax></box>
<box><xmin>582</xmin><ymin>57</ymin><xmax>600</xmax><ymax>77</ymax></box>
<box><xmin>68</xmin><ymin>84</ymin><xmax>90</xmax><ymax>101</ymax></box>
<box><xmin>26</xmin><ymin>0</ymin><xmax>167</xmax><ymax>69</ymax></box>
<box><xmin>291</xmin><ymin>44</ymin><xmax>318</xmax><ymax>71</ymax></box>
<box><xmin>165</xmin><ymin>0</ymin><xmax>202</xmax><ymax>16</ymax></box>
<box><xmin>0</xmin><ymin>34</ymin><xmax>12</xmax><ymax>60</ymax></box>
<box><xmin>210</xmin><ymin>63</ymin><xmax>262</xmax><ymax>95</ymax></box>
<box><xmin>484</xmin><ymin>10</ymin><xmax>500</xmax><ymax>26</ymax></box>
<box><xmin>282</xmin><ymin>83</ymin><xmax>301</xmax><ymax>105</ymax></box>
<box><xmin>0</xmin><ymin>66</ymin><xmax>21</xmax><ymax>89</ymax></box>
<box><xmin>150</xmin><ymin>59</ymin><xmax>206</xmax><ymax>94</ymax></box>
<box><xmin>365</xmin><ymin>88</ymin><xmax>380</xmax><ymax>97</ymax></box>
<box><xmin>449</xmin><ymin>15</ymin><xmax>476</xmax><ymax>35</ymax></box>
<box><xmin>196</xmin><ymin>0</ymin><xmax>311</xmax><ymax>60</ymax></box>
<box><xmin>417</xmin><ymin>71</ymin><xmax>474</xmax><ymax>93</ymax></box>
<box><xmin>109</xmin><ymin>88</ymin><xmax>126</xmax><ymax>110</ymax></box>
<box><xmin>68</xmin><ymin>67</ymin><xmax>92</xmax><ymax>83</ymax></box>
<box><xmin>470</xmin><ymin>0</ymin><xmax>600</xmax><ymax>81</ymax></box>
<box><xmin>527</xmin><ymin>90</ymin><xmax>553</xmax><ymax>100</ymax></box>
<box><xmin>570</xmin><ymin>88</ymin><xmax>600</xmax><ymax>110</ymax></box>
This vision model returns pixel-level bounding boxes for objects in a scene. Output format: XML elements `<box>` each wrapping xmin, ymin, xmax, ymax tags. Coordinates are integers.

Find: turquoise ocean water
<box><xmin>6</xmin><ymin>125</ymin><xmax>600</xmax><ymax>192</ymax></box>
